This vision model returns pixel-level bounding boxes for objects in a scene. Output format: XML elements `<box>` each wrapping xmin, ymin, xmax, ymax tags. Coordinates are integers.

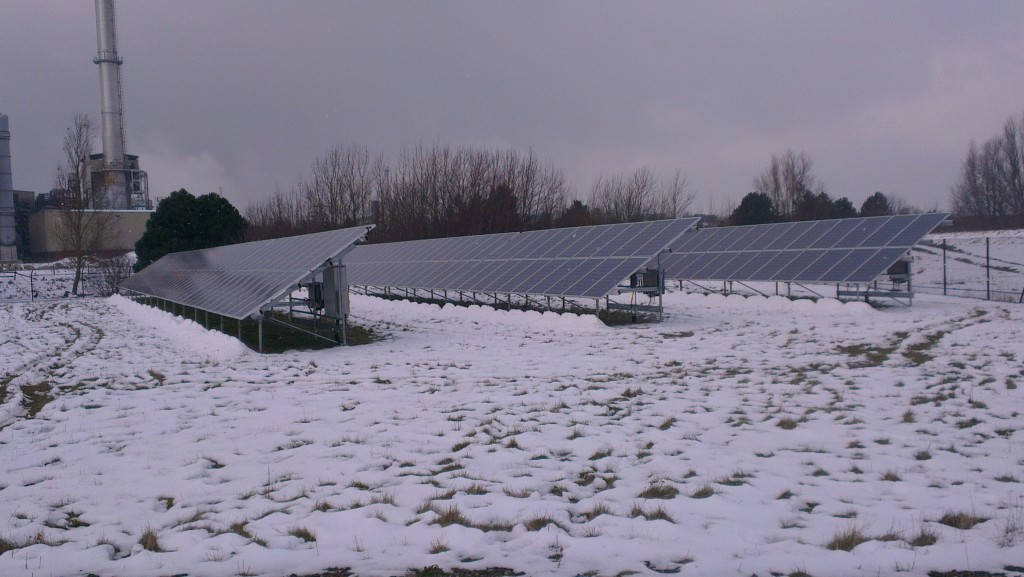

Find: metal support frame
<box><xmin>731</xmin><ymin>280</ymin><xmax>770</xmax><ymax>298</ymax></box>
<box><xmin>262</xmin><ymin>312</ymin><xmax>339</xmax><ymax>346</ymax></box>
<box><xmin>354</xmin><ymin>284</ymin><xmax>611</xmax><ymax>317</ymax></box>
<box><xmin>791</xmin><ymin>282</ymin><xmax>826</xmax><ymax>299</ymax></box>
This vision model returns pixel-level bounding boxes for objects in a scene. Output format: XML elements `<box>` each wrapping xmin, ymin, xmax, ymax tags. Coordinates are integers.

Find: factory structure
<box><xmin>2</xmin><ymin>0</ymin><xmax>152</xmax><ymax>263</ymax></box>
<box><xmin>89</xmin><ymin>0</ymin><xmax>150</xmax><ymax>211</ymax></box>
<box><xmin>0</xmin><ymin>114</ymin><xmax>17</xmax><ymax>262</ymax></box>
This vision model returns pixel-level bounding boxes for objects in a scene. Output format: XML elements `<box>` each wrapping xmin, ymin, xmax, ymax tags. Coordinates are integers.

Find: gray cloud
<box><xmin>1</xmin><ymin>1</ymin><xmax>1022</xmax><ymax>213</ymax></box>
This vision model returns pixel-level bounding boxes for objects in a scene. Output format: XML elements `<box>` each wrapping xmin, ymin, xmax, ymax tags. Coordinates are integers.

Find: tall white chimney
<box><xmin>0</xmin><ymin>113</ymin><xmax>17</xmax><ymax>262</ymax></box>
<box><xmin>93</xmin><ymin>0</ymin><xmax>129</xmax><ymax>209</ymax></box>
<box><xmin>95</xmin><ymin>0</ymin><xmax>125</xmax><ymax>169</ymax></box>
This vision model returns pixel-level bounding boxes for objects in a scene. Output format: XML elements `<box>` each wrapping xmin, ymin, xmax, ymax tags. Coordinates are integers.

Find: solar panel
<box><xmin>661</xmin><ymin>213</ymin><xmax>948</xmax><ymax>284</ymax></box>
<box><xmin>119</xmin><ymin>226</ymin><xmax>374</xmax><ymax>319</ymax></box>
<box><xmin>346</xmin><ymin>218</ymin><xmax>700</xmax><ymax>299</ymax></box>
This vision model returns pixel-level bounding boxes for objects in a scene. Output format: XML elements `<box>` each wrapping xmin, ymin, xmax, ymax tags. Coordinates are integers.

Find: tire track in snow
<box><xmin>0</xmin><ymin>301</ymin><xmax>104</xmax><ymax>429</ymax></box>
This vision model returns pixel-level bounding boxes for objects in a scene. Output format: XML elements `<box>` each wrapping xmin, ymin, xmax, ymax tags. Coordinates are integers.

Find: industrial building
<box><xmin>0</xmin><ymin>114</ymin><xmax>16</xmax><ymax>262</ymax></box>
<box><xmin>2</xmin><ymin>0</ymin><xmax>152</xmax><ymax>264</ymax></box>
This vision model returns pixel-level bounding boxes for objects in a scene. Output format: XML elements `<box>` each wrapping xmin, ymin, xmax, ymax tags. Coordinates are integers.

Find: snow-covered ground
<box><xmin>915</xmin><ymin>229</ymin><xmax>1024</xmax><ymax>303</ymax></box>
<box><xmin>1</xmin><ymin>292</ymin><xmax>1022</xmax><ymax>577</ymax></box>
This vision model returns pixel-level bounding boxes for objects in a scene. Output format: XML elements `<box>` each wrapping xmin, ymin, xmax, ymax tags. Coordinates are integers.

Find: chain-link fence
<box><xmin>913</xmin><ymin>233</ymin><xmax>1024</xmax><ymax>303</ymax></box>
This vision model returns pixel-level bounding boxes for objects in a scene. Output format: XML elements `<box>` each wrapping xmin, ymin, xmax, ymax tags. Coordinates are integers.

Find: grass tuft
<box><xmin>776</xmin><ymin>417</ymin><xmax>798</xmax><ymax>430</ymax></box>
<box><xmin>432</xmin><ymin>504</ymin><xmax>469</xmax><ymax>527</ymax></box>
<box><xmin>523</xmin><ymin>514</ymin><xmax>565</xmax><ymax>532</ymax></box>
<box><xmin>429</xmin><ymin>535</ymin><xmax>450</xmax><ymax>554</ymax></box>
<box><xmin>825</xmin><ymin>525</ymin><xmax>868</xmax><ymax>551</ymax></box>
<box><xmin>638</xmin><ymin>483</ymin><xmax>679</xmax><ymax>499</ymax></box>
<box><xmin>938</xmin><ymin>511</ymin><xmax>988</xmax><ymax>530</ymax></box>
<box><xmin>908</xmin><ymin>526</ymin><xmax>939</xmax><ymax>547</ymax></box>
<box><xmin>288</xmin><ymin>525</ymin><xmax>317</xmax><ymax>543</ymax></box>
<box><xmin>689</xmin><ymin>484</ymin><xmax>715</xmax><ymax>499</ymax></box>
<box><xmin>138</xmin><ymin>526</ymin><xmax>160</xmax><ymax>552</ymax></box>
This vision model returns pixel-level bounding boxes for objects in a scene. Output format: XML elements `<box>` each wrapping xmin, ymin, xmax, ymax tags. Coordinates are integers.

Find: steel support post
<box><xmin>986</xmin><ymin>237</ymin><xmax>991</xmax><ymax>301</ymax></box>
<box><xmin>942</xmin><ymin>239</ymin><xmax>947</xmax><ymax>296</ymax></box>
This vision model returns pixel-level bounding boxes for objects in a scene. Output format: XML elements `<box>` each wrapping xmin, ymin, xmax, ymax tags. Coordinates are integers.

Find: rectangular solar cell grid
<box><xmin>890</xmin><ymin>213</ymin><xmax>950</xmax><ymax>246</ymax></box>
<box><xmin>790</xmin><ymin>220</ymin><xmax>839</xmax><ymax>250</ymax></box>
<box><xmin>832</xmin><ymin>217</ymin><xmax>889</xmax><ymax>248</ymax></box>
<box><xmin>760</xmin><ymin>222</ymin><xmax>803</xmax><ymax>250</ymax></box>
<box><xmin>346</xmin><ymin>218</ymin><xmax>700</xmax><ymax>299</ymax></box>
<box><xmin>120</xmin><ymin>225</ymin><xmax>374</xmax><ymax>319</ymax></box>
<box><xmin>661</xmin><ymin>213</ymin><xmax>948</xmax><ymax>284</ymax></box>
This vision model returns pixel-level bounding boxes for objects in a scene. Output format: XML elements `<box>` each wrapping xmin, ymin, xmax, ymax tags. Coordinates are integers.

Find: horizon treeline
<box><xmin>244</xmin><ymin>113</ymin><xmax>1024</xmax><ymax>243</ymax></box>
<box><xmin>244</xmin><ymin>144</ymin><xmax>695</xmax><ymax>243</ymax></box>
<box><xmin>950</xmin><ymin>110</ymin><xmax>1024</xmax><ymax>231</ymax></box>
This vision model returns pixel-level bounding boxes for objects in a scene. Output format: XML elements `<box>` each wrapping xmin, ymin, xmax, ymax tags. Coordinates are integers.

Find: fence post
<box><xmin>986</xmin><ymin>237</ymin><xmax>991</xmax><ymax>301</ymax></box>
<box><xmin>942</xmin><ymin>239</ymin><xmax>947</xmax><ymax>296</ymax></box>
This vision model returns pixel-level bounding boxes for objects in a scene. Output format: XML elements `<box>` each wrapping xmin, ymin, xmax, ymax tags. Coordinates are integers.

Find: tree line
<box><xmin>49</xmin><ymin>107</ymin><xmax>1024</xmax><ymax>282</ymax></box>
<box><xmin>244</xmin><ymin>144</ymin><xmax>696</xmax><ymax>243</ymax></box>
<box><xmin>728</xmin><ymin>150</ymin><xmax>919</xmax><ymax>227</ymax></box>
<box><xmin>950</xmin><ymin>110</ymin><xmax>1024</xmax><ymax>230</ymax></box>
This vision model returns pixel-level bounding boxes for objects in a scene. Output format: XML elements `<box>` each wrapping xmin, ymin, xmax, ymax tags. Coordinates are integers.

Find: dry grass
<box><xmin>776</xmin><ymin>417</ymin><xmax>798</xmax><ymax>430</ymax></box>
<box><xmin>689</xmin><ymin>484</ymin><xmax>715</xmax><ymax>499</ymax></box>
<box><xmin>288</xmin><ymin>525</ymin><xmax>317</xmax><ymax>543</ymax></box>
<box><xmin>825</xmin><ymin>525</ymin><xmax>868</xmax><ymax>551</ymax></box>
<box><xmin>908</xmin><ymin>525</ymin><xmax>939</xmax><ymax>547</ymax></box>
<box><xmin>938</xmin><ymin>510</ymin><xmax>988</xmax><ymax>530</ymax></box>
<box><xmin>138</xmin><ymin>526</ymin><xmax>160</xmax><ymax>552</ymax></box>
<box><xmin>523</xmin><ymin>514</ymin><xmax>565</xmax><ymax>532</ymax></box>
<box><xmin>638</xmin><ymin>482</ymin><xmax>679</xmax><ymax>499</ymax></box>
<box><xmin>429</xmin><ymin>535</ymin><xmax>450</xmax><ymax>554</ymax></box>
<box><xmin>432</xmin><ymin>504</ymin><xmax>469</xmax><ymax>527</ymax></box>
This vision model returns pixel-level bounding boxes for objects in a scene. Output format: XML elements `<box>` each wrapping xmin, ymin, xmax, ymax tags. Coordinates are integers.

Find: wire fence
<box><xmin>0</xmin><ymin>261</ymin><xmax>133</xmax><ymax>302</ymax></box>
<box><xmin>913</xmin><ymin>235</ymin><xmax>1024</xmax><ymax>303</ymax></box>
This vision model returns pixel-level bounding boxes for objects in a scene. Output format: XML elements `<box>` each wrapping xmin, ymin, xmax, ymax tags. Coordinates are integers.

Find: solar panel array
<box><xmin>119</xmin><ymin>225</ymin><xmax>373</xmax><ymax>319</ymax></box>
<box><xmin>346</xmin><ymin>218</ymin><xmax>700</xmax><ymax>299</ymax></box>
<box><xmin>661</xmin><ymin>213</ymin><xmax>949</xmax><ymax>284</ymax></box>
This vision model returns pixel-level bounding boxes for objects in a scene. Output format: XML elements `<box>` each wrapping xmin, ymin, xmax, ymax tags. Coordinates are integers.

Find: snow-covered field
<box><xmin>1</xmin><ymin>291</ymin><xmax>1022</xmax><ymax>577</ymax></box>
<box><xmin>915</xmin><ymin>229</ymin><xmax>1024</xmax><ymax>303</ymax></box>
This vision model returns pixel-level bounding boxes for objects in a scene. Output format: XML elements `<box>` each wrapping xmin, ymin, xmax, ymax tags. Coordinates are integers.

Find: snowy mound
<box><xmin>352</xmin><ymin>293</ymin><xmax>607</xmax><ymax>332</ymax></box>
<box><xmin>109</xmin><ymin>294</ymin><xmax>249</xmax><ymax>361</ymax></box>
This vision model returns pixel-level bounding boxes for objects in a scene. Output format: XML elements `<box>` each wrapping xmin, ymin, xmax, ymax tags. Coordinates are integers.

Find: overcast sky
<box><xmin>2</xmin><ymin>1</ymin><xmax>1022</xmax><ymax>214</ymax></box>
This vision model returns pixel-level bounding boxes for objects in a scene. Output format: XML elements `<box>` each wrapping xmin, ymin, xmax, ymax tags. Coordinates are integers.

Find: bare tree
<box><xmin>52</xmin><ymin>113</ymin><xmax>115</xmax><ymax>294</ymax></box>
<box><xmin>658</xmin><ymin>170</ymin><xmax>696</xmax><ymax>218</ymax></box>
<box><xmin>98</xmin><ymin>253</ymin><xmax>133</xmax><ymax>296</ymax></box>
<box><xmin>589</xmin><ymin>167</ymin><xmax>659</xmax><ymax>223</ymax></box>
<box><xmin>951</xmin><ymin>111</ymin><xmax>1024</xmax><ymax>228</ymax></box>
<box><xmin>303</xmin><ymin>144</ymin><xmax>380</xmax><ymax>230</ymax></box>
<box><xmin>885</xmin><ymin>192</ymin><xmax>919</xmax><ymax>215</ymax></box>
<box><xmin>589</xmin><ymin>167</ymin><xmax>694</xmax><ymax>223</ymax></box>
<box><xmin>245</xmin><ymin>143</ymin><xmax>572</xmax><ymax>242</ymax></box>
<box><xmin>752</xmin><ymin>151</ymin><xmax>824</xmax><ymax>220</ymax></box>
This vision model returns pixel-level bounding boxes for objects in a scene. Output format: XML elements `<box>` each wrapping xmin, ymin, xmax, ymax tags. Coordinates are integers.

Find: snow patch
<box><xmin>108</xmin><ymin>294</ymin><xmax>248</xmax><ymax>361</ymax></box>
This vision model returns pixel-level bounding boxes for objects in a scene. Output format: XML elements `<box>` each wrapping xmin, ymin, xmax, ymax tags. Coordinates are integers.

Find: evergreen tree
<box><xmin>860</xmin><ymin>192</ymin><xmax>892</xmax><ymax>217</ymax></box>
<box><xmin>134</xmin><ymin>189</ymin><xmax>246</xmax><ymax>271</ymax></box>
<box><xmin>555</xmin><ymin>200</ymin><xmax>593</xmax><ymax>228</ymax></box>
<box><xmin>832</xmin><ymin>197</ymin><xmax>858</xmax><ymax>219</ymax></box>
<box><xmin>730</xmin><ymin>192</ymin><xmax>777</xmax><ymax>226</ymax></box>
